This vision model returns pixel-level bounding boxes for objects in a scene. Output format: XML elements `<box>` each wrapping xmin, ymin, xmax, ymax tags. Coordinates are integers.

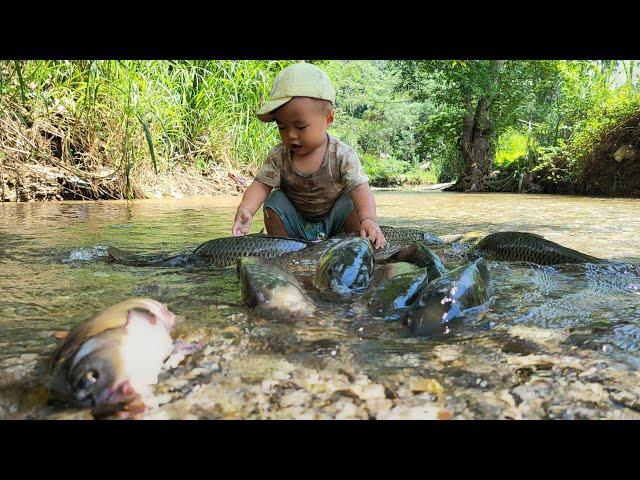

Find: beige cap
<box><xmin>256</xmin><ymin>63</ymin><xmax>336</xmax><ymax>122</ymax></box>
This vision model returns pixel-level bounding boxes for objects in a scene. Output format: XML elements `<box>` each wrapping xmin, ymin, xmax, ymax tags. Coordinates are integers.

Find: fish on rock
<box><xmin>404</xmin><ymin>258</ymin><xmax>491</xmax><ymax>337</ymax></box>
<box><xmin>474</xmin><ymin>231</ymin><xmax>601</xmax><ymax>265</ymax></box>
<box><xmin>238</xmin><ymin>257</ymin><xmax>315</xmax><ymax>318</ymax></box>
<box><xmin>107</xmin><ymin>234</ymin><xmax>310</xmax><ymax>268</ymax></box>
<box><xmin>49</xmin><ymin>298</ymin><xmax>185</xmax><ymax>418</ymax></box>
<box><xmin>314</xmin><ymin>237</ymin><xmax>375</xmax><ymax>296</ymax></box>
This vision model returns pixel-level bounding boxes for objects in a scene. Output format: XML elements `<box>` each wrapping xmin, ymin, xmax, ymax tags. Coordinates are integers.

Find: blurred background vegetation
<box><xmin>1</xmin><ymin>60</ymin><xmax>639</xmax><ymax>200</ymax></box>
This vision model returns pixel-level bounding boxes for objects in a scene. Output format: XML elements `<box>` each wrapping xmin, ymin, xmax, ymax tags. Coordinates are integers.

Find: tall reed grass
<box><xmin>0</xmin><ymin>60</ymin><xmax>293</xmax><ymax>198</ymax></box>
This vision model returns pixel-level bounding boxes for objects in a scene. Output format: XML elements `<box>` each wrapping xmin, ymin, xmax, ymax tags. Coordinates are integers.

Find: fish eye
<box><xmin>76</xmin><ymin>369</ymin><xmax>100</xmax><ymax>391</ymax></box>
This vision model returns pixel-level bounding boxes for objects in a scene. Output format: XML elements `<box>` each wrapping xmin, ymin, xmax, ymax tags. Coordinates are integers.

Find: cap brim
<box><xmin>256</xmin><ymin>97</ymin><xmax>292</xmax><ymax>122</ymax></box>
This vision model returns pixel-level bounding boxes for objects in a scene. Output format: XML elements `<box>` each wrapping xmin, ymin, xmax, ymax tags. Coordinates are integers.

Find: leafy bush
<box><xmin>495</xmin><ymin>129</ymin><xmax>530</xmax><ymax>166</ymax></box>
<box><xmin>360</xmin><ymin>153</ymin><xmax>409</xmax><ymax>186</ymax></box>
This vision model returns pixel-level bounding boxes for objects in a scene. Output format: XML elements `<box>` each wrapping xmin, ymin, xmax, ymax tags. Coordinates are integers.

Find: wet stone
<box><xmin>377</xmin><ymin>405</ymin><xmax>441</xmax><ymax>420</ymax></box>
<box><xmin>409</xmin><ymin>377</ymin><xmax>445</xmax><ymax>395</ymax></box>
<box><xmin>500</xmin><ymin>338</ymin><xmax>540</xmax><ymax>356</ymax></box>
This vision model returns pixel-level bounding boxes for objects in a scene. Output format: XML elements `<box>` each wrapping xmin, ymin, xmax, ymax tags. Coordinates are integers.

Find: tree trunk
<box><xmin>446</xmin><ymin>60</ymin><xmax>504</xmax><ymax>192</ymax></box>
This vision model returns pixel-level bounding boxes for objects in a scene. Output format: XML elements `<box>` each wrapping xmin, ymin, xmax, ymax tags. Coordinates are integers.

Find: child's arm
<box><xmin>232</xmin><ymin>180</ymin><xmax>273</xmax><ymax>236</ymax></box>
<box><xmin>349</xmin><ymin>183</ymin><xmax>386</xmax><ymax>249</ymax></box>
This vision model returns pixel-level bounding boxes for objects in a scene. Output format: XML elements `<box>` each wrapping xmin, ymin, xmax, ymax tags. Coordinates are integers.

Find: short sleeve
<box><xmin>339</xmin><ymin>147</ymin><xmax>369</xmax><ymax>193</ymax></box>
<box><xmin>254</xmin><ymin>147</ymin><xmax>283</xmax><ymax>188</ymax></box>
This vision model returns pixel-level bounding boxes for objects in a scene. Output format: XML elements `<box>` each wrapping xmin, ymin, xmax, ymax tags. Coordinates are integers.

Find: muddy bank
<box><xmin>577</xmin><ymin>112</ymin><xmax>640</xmax><ymax>197</ymax></box>
<box><xmin>0</xmin><ymin>159</ymin><xmax>249</xmax><ymax>202</ymax></box>
<box><xmin>0</xmin><ymin>98</ymin><xmax>252</xmax><ymax>202</ymax></box>
<box><xmin>485</xmin><ymin>113</ymin><xmax>640</xmax><ymax>197</ymax></box>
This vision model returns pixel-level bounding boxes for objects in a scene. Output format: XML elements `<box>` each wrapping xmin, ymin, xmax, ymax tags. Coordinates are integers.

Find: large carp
<box><xmin>107</xmin><ymin>234</ymin><xmax>310</xmax><ymax>268</ymax></box>
<box><xmin>474</xmin><ymin>231</ymin><xmax>601</xmax><ymax>265</ymax></box>
<box><xmin>379</xmin><ymin>226</ymin><xmax>444</xmax><ymax>245</ymax></box>
<box><xmin>238</xmin><ymin>257</ymin><xmax>315</xmax><ymax>318</ymax></box>
<box><xmin>314</xmin><ymin>237</ymin><xmax>374</xmax><ymax>296</ymax></box>
<box><xmin>405</xmin><ymin>258</ymin><xmax>491</xmax><ymax>337</ymax></box>
<box><xmin>49</xmin><ymin>298</ymin><xmax>182</xmax><ymax>418</ymax></box>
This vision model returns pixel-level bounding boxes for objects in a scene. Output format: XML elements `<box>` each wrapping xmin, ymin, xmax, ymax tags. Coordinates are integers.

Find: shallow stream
<box><xmin>2</xmin><ymin>192</ymin><xmax>639</xmax><ymax>419</ymax></box>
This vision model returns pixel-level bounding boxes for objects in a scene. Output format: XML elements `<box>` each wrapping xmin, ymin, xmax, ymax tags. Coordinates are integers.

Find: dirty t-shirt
<box><xmin>254</xmin><ymin>134</ymin><xmax>369</xmax><ymax>222</ymax></box>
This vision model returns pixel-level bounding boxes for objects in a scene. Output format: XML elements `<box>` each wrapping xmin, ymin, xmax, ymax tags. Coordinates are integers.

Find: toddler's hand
<box><xmin>360</xmin><ymin>218</ymin><xmax>386</xmax><ymax>250</ymax></box>
<box><xmin>232</xmin><ymin>207</ymin><xmax>253</xmax><ymax>236</ymax></box>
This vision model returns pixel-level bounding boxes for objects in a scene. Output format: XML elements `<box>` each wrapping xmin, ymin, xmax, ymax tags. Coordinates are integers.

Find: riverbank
<box><xmin>0</xmin><ymin>159</ymin><xmax>250</xmax><ymax>202</ymax></box>
<box><xmin>2</xmin><ymin>107</ymin><xmax>638</xmax><ymax>201</ymax></box>
<box><xmin>0</xmin><ymin>146</ymin><xmax>446</xmax><ymax>202</ymax></box>
<box><xmin>482</xmin><ymin>112</ymin><xmax>640</xmax><ymax>197</ymax></box>
<box><xmin>371</xmin><ymin>182</ymin><xmax>455</xmax><ymax>192</ymax></box>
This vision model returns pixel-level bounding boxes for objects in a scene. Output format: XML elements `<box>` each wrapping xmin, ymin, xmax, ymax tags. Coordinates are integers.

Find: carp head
<box><xmin>314</xmin><ymin>237</ymin><xmax>374</xmax><ymax>296</ymax></box>
<box><xmin>50</xmin><ymin>299</ymin><xmax>177</xmax><ymax>417</ymax></box>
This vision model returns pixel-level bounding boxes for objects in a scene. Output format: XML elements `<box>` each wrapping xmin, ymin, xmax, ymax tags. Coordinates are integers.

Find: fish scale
<box><xmin>379</xmin><ymin>226</ymin><xmax>444</xmax><ymax>245</ymax></box>
<box><xmin>475</xmin><ymin>232</ymin><xmax>601</xmax><ymax>265</ymax></box>
<box><xmin>108</xmin><ymin>235</ymin><xmax>309</xmax><ymax>267</ymax></box>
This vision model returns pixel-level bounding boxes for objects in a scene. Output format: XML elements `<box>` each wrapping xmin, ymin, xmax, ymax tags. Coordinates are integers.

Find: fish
<box><xmin>383</xmin><ymin>242</ymin><xmax>447</xmax><ymax>281</ymax></box>
<box><xmin>49</xmin><ymin>298</ymin><xmax>181</xmax><ymax>418</ymax></box>
<box><xmin>107</xmin><ymin>234</ymin><xmax>310</xmax><ymax>268</ymax></box>
<box><xmin>440</xmin><ymin>231</ymin><xmax>487</xmax><ymax>244</ymax></box>
<box><xmin>371</xmin><ymin>261</ymin><xmax>421</xmax><ymax>287</ymax></box>
<box><xmin>314</xmin><ymin>237</ymin><xmax>375</xmax><ymax>296</ymax></box>
<box><xmin>238</xmin><ymin>257</ymin><xmax>315</xmax><ymax>318</ymax></box>
<box><xmin>366</xmin><ymin>269</ymin><xmax>430</xmax><ymax>321</ymax></box>
<box><xmin>404</xmin><ymin>258</ymin><xmax>491</xmax><ymax>337</ymax></box>
<box><xmin>474</xmin><ymin>231</ymin><xmax>601</xmax><ymax>265</ymax></box>
<box><xmin>379</xmin><ymin>226</ymin><xmax>444</xmax><ymax>245</ymax></box>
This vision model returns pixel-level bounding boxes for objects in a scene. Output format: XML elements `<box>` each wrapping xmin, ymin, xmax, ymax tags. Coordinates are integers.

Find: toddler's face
<box><xmin>273</xmin><ymin>97</ymin><xmax>333</xmax><ymax>156</ymax></box>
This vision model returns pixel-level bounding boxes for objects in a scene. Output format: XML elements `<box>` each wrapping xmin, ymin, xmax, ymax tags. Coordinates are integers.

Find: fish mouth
<box><xmin>86</xmin><ymin>380</ymin><xmax>147</xmax><ymax>419</ymax></box>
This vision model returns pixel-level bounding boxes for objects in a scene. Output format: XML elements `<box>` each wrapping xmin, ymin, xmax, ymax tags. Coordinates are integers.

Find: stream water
<box><xmin>1</xmin><ymin>191</ymin><xmax>640</xmax><ymax>419</ymax></box>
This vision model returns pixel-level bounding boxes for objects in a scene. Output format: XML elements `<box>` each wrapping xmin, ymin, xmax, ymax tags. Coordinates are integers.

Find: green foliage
<box><xmin>359</xmin><ymin>153</ymin><xmax>408</xmax><ymax>185</ymax></box>
<box><xmin>324</xmin><ymin>60</ymin><xmax>423</xmax><ymax>161</ymax></box>
<box><xmin>391</xmin><ymin>60</ymin><xmax>561</xmax><ymax>179</ymax></box>
<box><xmin>392</xmin><ymin>60</ymin><xmax>640</xmax><ymax>187</ymax></box>
<box><xmin>2</xmin><ymin>59</ymin><xmax>639</xmax><ymax>195</ymax></box>
<box><xmin>323</xmin><ymin>61</ymin><xmax>433</xmax><ymax>185</ymax></box>
<box><xmin>0</xmin><ymin>60</ymin><xmax>294</xmax><ymax>175</ymax></box>
<box><xmin>403</xmin><ymin>167</ymin><xmax>439</xmax><ymax>185</ymax></box>
<box><xmin>495</xmin><ymin>129</ymin><xmax>531</xmax><ymax>166</ymax></box>
<box><xmin>359</xmin><ymin>152</ymin><xmax>438</xmax><ymax>186</ymax></box>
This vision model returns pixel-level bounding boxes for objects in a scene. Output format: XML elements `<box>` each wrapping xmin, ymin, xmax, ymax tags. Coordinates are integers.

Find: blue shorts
<box><xmin>263</xmin><ymin>190</ymin><xmax>354</xmax><ymax>241</ymax></box>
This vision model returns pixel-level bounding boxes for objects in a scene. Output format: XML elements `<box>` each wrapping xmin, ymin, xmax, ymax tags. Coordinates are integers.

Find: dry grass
<box><xmin>0</xmin><ymin>60</ymin><xmax>289</xmax><ymax>202</ymax></box>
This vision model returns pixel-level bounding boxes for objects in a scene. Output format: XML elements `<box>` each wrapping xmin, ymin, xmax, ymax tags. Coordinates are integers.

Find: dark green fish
<box><xmin>238</xmin><ymin>257</ymin><xmax>315</xmax><ymax>318</ymax></box>
<box><xmin>107</xmin><ymin>235</ymin><xmax>309</xmax><ymax>267</ymax></box>
<box><xmin>314</xmin><ymin>237</ymin><xmax>374</xmax><ymax>296</ymax></box>
<box><xmin>366</xmin><ymin>269</ymin><xmax>429</xmax><ymax>321</ymax></box>
<box><xmin>371</xmin><ymin>262</ymin><xmax>421</xmax><ymax>287</ymax></box>
<box><xmin>405</xmin><ymin>258</ymin><xmax>491</xmax><ymax>337</ymax></box>
<box><xmin>384</xmin><ymin>242</ymin><xmax>447</xmax><ymax>281</ymax></box>
<box><xmin>379</xmin><ymin>226</ymin><xmax>444</xmax><ymax>245</ymax></box>
<box><xmin>474</xmin><ymin>231</ymin><xmax>601</xmax><ymax>265</ymax></box>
